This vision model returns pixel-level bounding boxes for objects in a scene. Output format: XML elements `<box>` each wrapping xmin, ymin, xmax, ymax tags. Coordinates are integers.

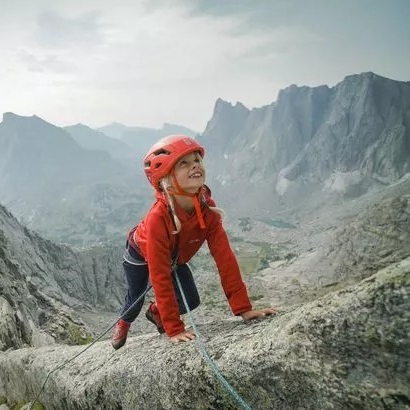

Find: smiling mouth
<box><xmin>189</xmin><ymin>173</ymin><xmax>203</xmax><ymax>178</ymax></box>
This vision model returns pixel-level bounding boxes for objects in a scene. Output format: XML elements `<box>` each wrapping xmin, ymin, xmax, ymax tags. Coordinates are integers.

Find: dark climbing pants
<box><xmin>120</xmin><ymin>249</ymin><xmax>200</xmax><ymax>322</ymax></box>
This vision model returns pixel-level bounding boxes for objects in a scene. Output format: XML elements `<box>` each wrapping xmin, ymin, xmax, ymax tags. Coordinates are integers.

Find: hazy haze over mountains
<box><xmin>0</xmin><ymin>112</ymin><xmax>150</xmax><ymax>245</ymax></box>
<box><xmin>0</xmin><ymin>112</ymin><xmax>122</xmax><ymax>195</ymax></box>
<box><xmin>0</xmin><ymin>72</ymin><xmax>409</xmax><ymax>245</ymax></box>
<box><xmin>64</xmin><ymin>124</ymin><xmax>133</xmax><ymax>159</ymax></box>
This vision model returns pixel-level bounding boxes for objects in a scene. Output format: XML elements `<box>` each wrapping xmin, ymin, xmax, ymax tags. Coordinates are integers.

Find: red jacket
<box><xmin>128</xmin><ymin>187</ymin><xmax>252</xmax><ymax>337</ymax></box>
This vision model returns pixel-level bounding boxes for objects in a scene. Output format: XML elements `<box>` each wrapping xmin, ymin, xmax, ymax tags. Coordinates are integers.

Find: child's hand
<box><xmin>241</xmin><ymin>307</ymin><xmax>279</xmax><ymax>321</ymax></box>
<box><xmin>169</xmin><ymin>330</ymin><xmax>196</xmax><ymax>343</ymax></box>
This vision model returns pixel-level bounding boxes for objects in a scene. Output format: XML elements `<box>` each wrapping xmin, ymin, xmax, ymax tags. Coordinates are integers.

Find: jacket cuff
<box><xmin>164</xmin><ymin>321</ymin><xmax>185</xmax><ymax>337</ymax></box>
<box><xmin>233</xmin><ymin>304</ymin><xmax>253</xmax><ymax>316</ymax></box>
<box><xmin>229</xmin><ymin>286</ymin><xmax>252</xmax><ymax>315</ymax></box>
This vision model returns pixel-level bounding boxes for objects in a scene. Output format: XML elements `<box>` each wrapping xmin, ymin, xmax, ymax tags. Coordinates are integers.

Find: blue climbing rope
<box><xmin>173</xmin><ymin>271</ymin><xmax>252</xmax><ymax>410</ymax></box>
<box><xmin>30</xmin><ymin>262</ymin><xmax>253</xmax><ymax>409</ymax></box>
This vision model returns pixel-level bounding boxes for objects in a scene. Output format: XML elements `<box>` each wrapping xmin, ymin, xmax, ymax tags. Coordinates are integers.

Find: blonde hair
<box><xmin>160</xmin><ymin>176</ymin><xmax>225</xmax><ymax>234</ymax></box>
<box><xmin>161</xmin><ymin>177</ymin><xmax>182</xmax><ymax>234</ymax></box>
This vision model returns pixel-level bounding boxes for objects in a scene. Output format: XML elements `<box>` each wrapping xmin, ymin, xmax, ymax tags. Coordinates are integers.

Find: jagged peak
<box><xmin>213</xmin><ymin>98</ymin><xmax>250</xmax><ymax>114</ymax></box>
<box><xmin>276</xmin><ymin>72</ymin><xmax>405</xmax><ymax>104</ymax></box>
<box><xmin>214</xmin><ymin>97</ymin><xmax>246</xmax><ymax>109</ymax></box>
<box><xmin>336</xmin><ymin>71</ymin><xmax>410</xmax><ymax>89</ymax></box>
<box><xmin>277</xmin><ymin>83</ymin><xmax>330</xmax><ymax>102</ymax></box>
<box><xmin>342</xmin><ymin>71</ymin><xmax>384</xmax><ymax>83</ymax></box>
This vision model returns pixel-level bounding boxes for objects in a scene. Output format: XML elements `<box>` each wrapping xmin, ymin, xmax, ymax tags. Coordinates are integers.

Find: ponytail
<box><xmin>160</xmin><ymin>177</ymin><xmax>182</xmax><ymax>234</ymax></box>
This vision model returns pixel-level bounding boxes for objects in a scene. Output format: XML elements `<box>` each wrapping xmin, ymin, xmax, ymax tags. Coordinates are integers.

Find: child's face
<box><xmin>172</xmin><ymin>152</ymin><xmax>205</xmax><ymax>193</ymax></box>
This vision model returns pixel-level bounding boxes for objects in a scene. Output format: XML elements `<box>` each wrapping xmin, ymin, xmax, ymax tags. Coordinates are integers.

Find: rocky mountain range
<box><xmin>0</xmin><ymin>72</ymin><xmax>409</xmax><ymax>245</ymax></box>
<box><xmin>64</xmin><ymin>124</ymin><xmax>133</xmax><ymax>160</ymax></box>
<box><xmin>0</xmin><ymin>113</ymin><xmax>117</xmax><ymax>205</ymax></box>
<box><xmin>0</xmin><ymin>188</ymin><xmax>409</xmax><ymax>408</ymax></box>
<box><xmin>0</xmin><ymin>71</ymin><xmax>409</xmax><ymax>408</ymax></box>
<box><xmin>0</xmin><ymin>203</ymin><xmax>125</xmax><ymax>351</ymax></box>
<box><xmin>0</xmin><ymin>114</ymin><xmax>198</xmax><ymax>246</ymax></box>
<box><xmin>0</xmin><ymin>112</ymin><xmax>153</xmax><ymax>246</ymax></box>
<box><xmin>198</xmin><ymin>72</ymin><xmax>410</xmax><ymax>216</ymax></box>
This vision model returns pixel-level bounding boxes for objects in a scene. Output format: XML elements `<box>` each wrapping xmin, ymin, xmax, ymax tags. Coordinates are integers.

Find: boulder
<box><xmin>0</xmin><ymin>257</ymin><xmax>409</xmax><ymax>409</ymax></box>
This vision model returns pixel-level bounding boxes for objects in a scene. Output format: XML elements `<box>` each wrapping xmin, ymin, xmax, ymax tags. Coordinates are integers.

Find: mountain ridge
<box><xmin>198</xmin><ymin>71</ymin><xmax>410</xmax><ymax>216</ymax></box>
<box><xmin>64</xmin><ymin>123</ymin><xmax>133</xmax><ymax>159</ymax></box>
<box><xmin>1</xmin><ymin>71</ymin><xmax>409</xmax><ymax>243</ymax></box>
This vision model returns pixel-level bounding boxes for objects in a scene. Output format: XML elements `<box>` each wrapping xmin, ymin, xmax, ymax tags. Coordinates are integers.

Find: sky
<box><xmin>1</xmin><ymin>0</ymin><xmax>409</xmax><ymax>133</ymax></box>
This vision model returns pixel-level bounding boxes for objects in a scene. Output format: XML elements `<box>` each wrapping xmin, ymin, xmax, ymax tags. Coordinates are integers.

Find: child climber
<box><xmin>111</xmin><ymin>135</ymin><xmax>277</xmax><ymax>349</ymax></box>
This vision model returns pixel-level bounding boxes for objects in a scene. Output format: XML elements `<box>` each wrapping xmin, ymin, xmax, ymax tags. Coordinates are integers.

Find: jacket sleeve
<box><xmin>206</xmin><ymin>215</ymin><xmax>252</xmax><ymax>315</ymax></box>
<box><xmin>145</xmin><ymin>212</ymin><xmax>185</xmax><ymax>337</ymax></box>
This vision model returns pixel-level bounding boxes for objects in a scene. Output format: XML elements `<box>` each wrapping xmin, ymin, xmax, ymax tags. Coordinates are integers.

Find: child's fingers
<box><xmin>265</xmin><ymin>307</ymin><xmax>279</xmax><ymax>315</ymax></box>
<box><xmin>170</xmin><ymin>331</ymin><xmax>196</xmax><ymax>342</ymax></box>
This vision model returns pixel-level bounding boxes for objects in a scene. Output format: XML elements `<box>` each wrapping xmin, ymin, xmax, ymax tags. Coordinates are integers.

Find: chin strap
<box><xmin>167</xmin><ymin>171</ymin><xmax>206</xmax><ymax>229</ymax></box>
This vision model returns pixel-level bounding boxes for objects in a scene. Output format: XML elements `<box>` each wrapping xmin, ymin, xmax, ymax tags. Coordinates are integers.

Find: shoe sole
<box><xmin>112</xmin><ymin>339</ymin><xmax>126</xmax><ymax>350</ymax></box>
<box><xmin>145</xmin><ymin>311</ymin><xmax>165</xmax><ymax>334</ymax></box>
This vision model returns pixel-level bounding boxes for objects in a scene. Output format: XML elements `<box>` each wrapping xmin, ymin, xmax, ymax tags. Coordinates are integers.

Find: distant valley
<box><xmin>2</xmin><ymin>72</ymin><xmax>408</xmax><ymax>247</ymax></box>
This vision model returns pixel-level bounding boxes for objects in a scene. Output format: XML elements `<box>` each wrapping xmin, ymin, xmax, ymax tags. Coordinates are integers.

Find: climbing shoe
<box><xmin>145</xmin><ymin>302</ymin><xmax>165</xmax><ymax>334</ymax></box>
<box><xmin>111</xmin><ymin>319</ymin><xmax>131</xmax><ymax>350</ymax></box>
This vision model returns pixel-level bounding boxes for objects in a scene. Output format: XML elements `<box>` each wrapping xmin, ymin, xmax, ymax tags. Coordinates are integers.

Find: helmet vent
<box><xmin>153</xmin><ymin>148</ymin><xmax>170</xmax><ymax>156</ymax></box>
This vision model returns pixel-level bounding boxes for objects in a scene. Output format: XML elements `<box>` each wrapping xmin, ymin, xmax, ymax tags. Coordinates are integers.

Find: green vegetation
<box><xmin>235</xmin><ymin>240</ymin><xmax>291</xmax><ymax>276</ymax></box>
<box><xmin>238</xmin><ymin>217</ymin><xmax>252</xmax><ymax>232</ymax></box>
<box><xmin>237</xmin><ymin>255</ymin><xmax>260</xmax><ymax>276</ymax></box>
<box><xmin>10</xmin><ymin>400</ymin><xmax>45</xmax><ymax>410</ymax></box>
<box><xmin>226</xmin><ymin>234</ymin><xmax>244</xmax><ymax>242</ymax></box>
<box><xmin>0</xmin><ymin>396</ymin><xmax>7</xmax><ymax>405</ymax></box>
<box><xmin>363</xmin><ymin>324</ymin><xmax>380</xmax><ymax>345</ymax></box>
<box><xmin>68</xmin><ymin>323</ymin><xmax>94</xmax><ymax>345</ymax></box>
<box><xmin>202</xmin><ymin>283</ymin><xmax>225</xmax><ymax>308</ymax></box>
<box><xmin>250</xmin><ymin>294</ymin><xmax>264</xmax><ymax>302</ymax></box>
<box><xmin>258</xmin><ymin>217</ymin><xmax>296</xmax><ymax>229</ymax></box>
<box><xmin>192</xmin><ymin>235</ymin><xmax>293</xmax><ymax>305</ymax></box>
<box><xmin>258</xmin><ymin>257</ymin><xmax>270</xmax><ymax>270</ymax></box>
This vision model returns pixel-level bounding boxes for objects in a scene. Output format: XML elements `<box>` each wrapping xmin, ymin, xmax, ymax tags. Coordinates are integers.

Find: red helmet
<box><xmin>144</xmin><ymin>135</ymin><xmax>205</xmax><ymax>190</ymax></box>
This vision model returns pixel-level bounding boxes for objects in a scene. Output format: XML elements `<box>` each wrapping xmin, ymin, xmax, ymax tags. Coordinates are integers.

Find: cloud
<box><xmin>0</xmin><ymin>0</ymin><xmax>408</xmax><ymax>131</ymax></box>
<box><xmin>36</xmin><ymin>10</ymin><xmax>105</xmax><ymax>49</ymax></box>
<box><xmin>19</xmin><ymin>50</ymin><xmax>76</xmax><ymax>73</ymax></box>
<box><xmin>92</xmin><ymin>5</ymin><xmax>276</xmax><ymax>83</ymax></box>
<box><xmin>10</xmin><ymin>9</ymin><xmax>109</xmax><ymax>78</ymax></box>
